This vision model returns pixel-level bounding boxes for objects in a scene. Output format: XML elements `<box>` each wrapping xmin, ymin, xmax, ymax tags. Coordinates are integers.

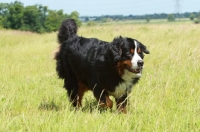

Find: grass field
<box><xmin>0</xmin><ymin>23</ymin><xmax>200</xmax><ymax>132</ymax></box>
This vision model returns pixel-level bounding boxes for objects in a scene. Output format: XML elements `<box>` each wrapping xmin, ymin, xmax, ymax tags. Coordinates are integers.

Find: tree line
<box><xmin>0</xmin><ymin>1</ymin><xmax>81</xmax><ymax>33</ymax></box>
<box><xmin>82</xmin><ymin>12</ymin><xmax>200</xmax><ymax>23</ymax></box>
<box><xmin>94</xmin><ymin>12</ymin><xmax>200</xmax><ymax>20</ymax></box>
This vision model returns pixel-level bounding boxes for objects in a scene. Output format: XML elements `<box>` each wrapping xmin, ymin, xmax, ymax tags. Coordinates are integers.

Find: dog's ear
<box><xmin>111</xmin><ymin>36</ymin><xmax>124</xmax><ymax>61</ymax></box>
<box><xmin>112</xmin><ymin>36</ymin><xmax>124</xmax><ymax>48</ymax></box>
<box><xmin>143</xmin><ymin>46</ymin><xmax>150</xmax><ymax>54</ymax></box>
<box><xmin>137</xmin><ymin>41</ymin><xmax>150</xmax><ymax>54</ymax></box>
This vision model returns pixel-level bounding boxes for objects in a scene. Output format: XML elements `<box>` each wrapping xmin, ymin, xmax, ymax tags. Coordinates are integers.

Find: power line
<box><xmin>175</xmin><ymin>0</ymin><xmax>182</xmax><ymax>18</ymax></box>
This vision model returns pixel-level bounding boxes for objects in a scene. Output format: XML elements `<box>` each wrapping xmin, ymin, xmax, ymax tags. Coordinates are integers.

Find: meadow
<box><xmin>0</xmin><ymin>22</ymin><xmax>200</xmax><ymax>131</ymax></box>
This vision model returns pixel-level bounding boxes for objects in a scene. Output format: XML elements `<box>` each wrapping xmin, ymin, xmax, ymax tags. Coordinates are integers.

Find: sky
<box><xmin>1</xmin><ymin>0</ymin><xmax>200</xmax><ymax>16</ymax></box>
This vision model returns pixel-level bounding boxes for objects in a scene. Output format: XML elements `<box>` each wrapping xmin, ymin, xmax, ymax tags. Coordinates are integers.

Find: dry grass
<box><xmin>0</xmin><ymin>23</ymin><xmax>200</xmax><ymax>131</ymax></box>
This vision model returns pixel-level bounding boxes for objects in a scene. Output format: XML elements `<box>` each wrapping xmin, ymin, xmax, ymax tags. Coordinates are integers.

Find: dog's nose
<box><xmin>137</xmin><ymin>60</ymin><xmax>144</xmax><ymax>67</ymax></box>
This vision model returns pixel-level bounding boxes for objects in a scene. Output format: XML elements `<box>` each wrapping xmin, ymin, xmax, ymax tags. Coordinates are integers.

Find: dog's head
<box><xmin>112</xmin><ymin>37</ymin><xmax>150</xmax><ymax>77</ymax></box>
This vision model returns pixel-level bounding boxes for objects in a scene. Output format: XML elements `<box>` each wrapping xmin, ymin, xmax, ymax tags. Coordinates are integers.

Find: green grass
<box><xmin>0</xmin><ymin>23</ymin><xmax>200</xmax><ymax>132</ymax></box>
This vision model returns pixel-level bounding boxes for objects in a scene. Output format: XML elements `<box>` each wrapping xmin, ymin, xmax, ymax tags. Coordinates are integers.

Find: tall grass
<box><xmin>0</xmin><ymin>23</ymin><xmax>200</xmax><ymax>131</ymax></box>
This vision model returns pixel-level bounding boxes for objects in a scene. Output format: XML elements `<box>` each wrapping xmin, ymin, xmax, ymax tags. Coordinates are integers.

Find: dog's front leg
<box><xmin>92</xmin><ymin>84</ymin><xmax>113</xmax><ymax>109</ymax></box>
<box><xmin>115</xmin><ymin>94</ymin><xmax>128</xmax><ymax>114</ymax></box>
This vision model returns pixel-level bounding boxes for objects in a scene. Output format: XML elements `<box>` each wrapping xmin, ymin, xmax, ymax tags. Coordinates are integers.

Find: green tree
<box><xmin>0</xmin><ymin>16</ymin><xmax>3</xmax><ymax>28</ymax></box>
<box><xmin>37</xmin><ymin>5</ymin><xmax>48</xmax><ymax>31</ymax></box>
<box><xmin>44</xmin><ymin>10</ymin><xmax>67</xmax><ymax>32</ymax></box>
<box><xmin>0</xmin><ymin>1</ymin><xmax>82</xmax><ymax>33</ymax></box>
<box><xmin>189</xmin><ymin>14</ymin><xmax>195</xmax><ymax>21</ymax></box>
<box><xmin>3</xmin><ymin>1</ymin><xmax>24</xmax><ymax>29</ymax></box>
<box><xmin>167</xmin><ymin>14</ymin><xmax>175</xmax><ymax>22</ymax></box>
<box><xmin>146</xmin><ymin>17</ymin><xmax>150</xmax><ymax>23</ymax></box>
<box><xmin>0</xmin><ymin>3</ymin><xmax>9</xmax><ymax>27</ymax></box>
<box><xmin>101</xmin><ymin>18</ymin><xmax>107</xmax><ymax>22</ymax></box>
<box><xmin>22</xmin><ymin>5</ymin><xmax>42</xmax><ymax>32</ymax></box>
<box><xmin>69</xmin><ymin>11</ymin><xmax>81</xmax><ymax>27</ymax></box>
<box><xmin>0</xmin><ymin>3</ymin><xmax>9</xmax><ymax>17</ymax></box>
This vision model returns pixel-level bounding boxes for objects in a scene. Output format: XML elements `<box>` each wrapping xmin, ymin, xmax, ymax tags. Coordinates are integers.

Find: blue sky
<box><xmin>1</xmin><ymin>0</ymin><xmax>200</xmax><ymax>16</ymax></box>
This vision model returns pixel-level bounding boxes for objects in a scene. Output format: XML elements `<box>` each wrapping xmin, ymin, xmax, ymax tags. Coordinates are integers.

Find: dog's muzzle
<box><xmin>125</xmin><ymin>65</ymin><xmax>142</xmax><ymax>73</ymax></box>
<box><xmin>125</xmin><ymin>60</ymin><xmax>144</xmax><ymax>74</ymax></box>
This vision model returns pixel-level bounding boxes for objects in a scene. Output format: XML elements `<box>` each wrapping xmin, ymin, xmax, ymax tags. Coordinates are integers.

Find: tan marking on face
<box><xmin>130</xmin><ymin>48</ymin><xmax>134</xmax><ymax>54</ymax></box>
<box><xmin>123</xmin><ymin>60</ymin><xmax>132</xmax><ymax>67</ymax></box>
<box><xmin>137</xmin><ymin>48</ymin><xmax>141</xmax><ymax>53</ymax></box>
<box><xmin>116</xmin><ymin>60</ymin><xmax>132</xmax><ymax>76</ymax></box>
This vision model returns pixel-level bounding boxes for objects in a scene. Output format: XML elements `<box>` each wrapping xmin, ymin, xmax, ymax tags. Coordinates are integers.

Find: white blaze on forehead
<box><xmin>131</xmin><ymin>41</ymin><xmax>143</xmax><ymax>69</ymax></box>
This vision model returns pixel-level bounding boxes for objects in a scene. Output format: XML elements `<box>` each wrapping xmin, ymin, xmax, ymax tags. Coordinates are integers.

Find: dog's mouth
<box><xmin>124</xmin><ymin>65</ymin><xmax>142</xmax><ymax>73</ymax></box>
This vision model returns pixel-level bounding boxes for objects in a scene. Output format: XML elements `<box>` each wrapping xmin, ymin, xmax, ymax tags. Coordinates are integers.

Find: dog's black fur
<box><xmin>55</xmin><ymin>19</ymin><xmax>150</xmax><ymax>113</ymax></box>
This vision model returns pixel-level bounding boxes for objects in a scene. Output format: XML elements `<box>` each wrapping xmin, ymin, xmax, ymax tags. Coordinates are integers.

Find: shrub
<box><xmin>167</xmin><ymin>14</ymin><xmax>175</xmax><ymax>22</ymax></box>
<box><xmin>189</xmin><ymin>14</ymin><xmax>195</xmax><ymax>21</ymax></box>
<box><xmin>87</xmin><ymin>21</ymin><xmax>96</xmax><ymax>26</ymax></box>
<box><xmin>194</xmin><ymin>18</ymin><xmax>200</xmax><ymax>24</ymax></box>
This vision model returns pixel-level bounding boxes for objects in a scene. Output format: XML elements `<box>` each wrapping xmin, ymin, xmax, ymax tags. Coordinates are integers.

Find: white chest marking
<box><xmin>109</xmin><ymin>70</ymin><xmax>139</xmax><ymax>98</ymax></box>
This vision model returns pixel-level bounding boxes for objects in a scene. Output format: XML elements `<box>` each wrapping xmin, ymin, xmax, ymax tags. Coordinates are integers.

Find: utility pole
<box><xmin>175</xmin><ymin>0</ymin><xmax>182</xmax><ymax>20</ymax></box>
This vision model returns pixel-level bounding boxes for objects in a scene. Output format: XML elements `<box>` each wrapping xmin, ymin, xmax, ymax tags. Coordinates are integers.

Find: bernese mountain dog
<box><xmin>55</xmin><ymin>19</ymin><xmax>150</xmax><ymax>113</ymax></box>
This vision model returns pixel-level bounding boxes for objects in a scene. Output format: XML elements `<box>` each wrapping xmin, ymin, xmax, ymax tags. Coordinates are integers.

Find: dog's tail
<box><xmin>54</xmin><ymin>44</ymin><xmax>66</xmax><ymax>79</ymax></box>
<box><xmin>57</xmin><ymin>18</ymin><xmax>78</xmax><ymax>44</ymax></box>
<box><xmin>55</xmin><ymin>19</ymin><xmax>78</xmax><ymax>79</ymax></box>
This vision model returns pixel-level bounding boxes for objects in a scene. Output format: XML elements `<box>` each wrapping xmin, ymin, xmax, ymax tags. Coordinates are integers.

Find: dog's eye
<box><xmin>137</xmin><ymin>48</ymin><xmax>141</xmax><ymax>53</ymax></box>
